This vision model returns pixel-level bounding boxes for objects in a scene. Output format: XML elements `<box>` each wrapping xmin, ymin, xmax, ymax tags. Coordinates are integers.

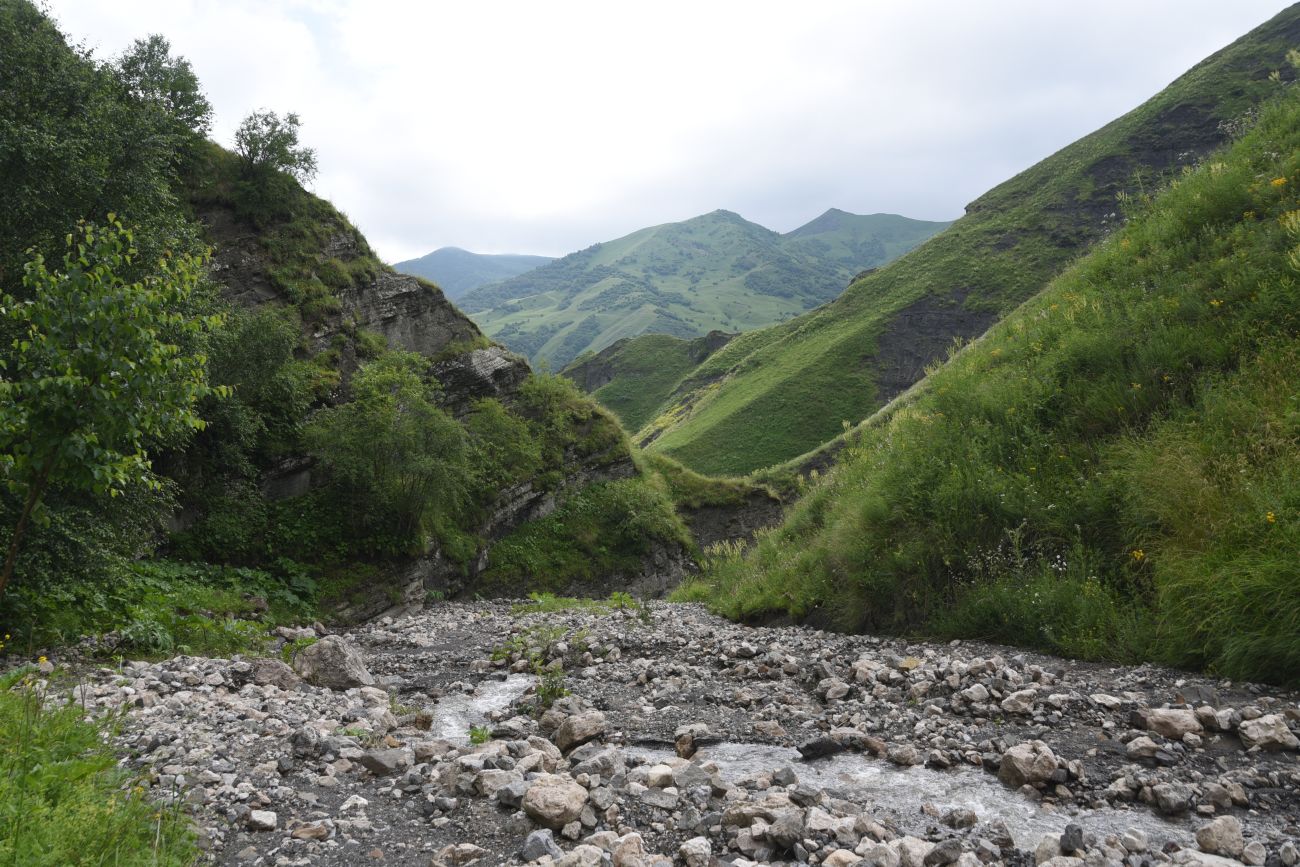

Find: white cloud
<box><xmin>46</xmin><ymin>0</ymin><xmax>1292</xmax><ymax>260</ymax></box>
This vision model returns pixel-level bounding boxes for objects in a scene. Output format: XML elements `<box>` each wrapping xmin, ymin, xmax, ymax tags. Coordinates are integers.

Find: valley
<box><xmin>1</xmin><ymin>2</ymin><xmax>1299</xmax><ymax>866</ymax></box>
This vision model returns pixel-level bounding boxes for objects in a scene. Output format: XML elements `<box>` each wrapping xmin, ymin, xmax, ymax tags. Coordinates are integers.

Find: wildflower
<box><xmin>1131</xmin><ymin>382</ymin><xmax>1141</xmax><ymax>390</ymax></box>
<box><xmin>1271</xmin><ymin>177</ymin><xmax>1288</xmax><ymax>187</ymax></box>
<box><xmin>1210</xmin><ymin>299</ymin><xmax>1223</xmax><ymax>307</ymax></box>
<box><xmin>1266</xmin><ymin>511</ymin><xmax>1276</xmax><ymax>524</ymax></box>
<box><xmin>38</xmin><ymin>655</ymin><xmax>47</xmax><ymax>664</ymax></box>
<box><xmin>1132</xmin><ymin>549</ymin><xmax>1145</xmax><ymax>561</ymax></box>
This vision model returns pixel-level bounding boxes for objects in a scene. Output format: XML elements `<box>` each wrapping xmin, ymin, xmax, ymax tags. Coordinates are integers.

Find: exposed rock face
<box><xmin>290</xmin><ymin>635</ymin><xmax>374</xmax><ymax>689</ymax></box>
<box><xmin>330</xmin><ymin>270</ymin><xmax>480</xmax><ymax>358</ymax></box>
<box><xmin>432</xmin><ymin>346</ymin><xmax>531</xmax><ymax>412</ymax></box>
<box><xmin>683</xmin><ymin>490</ymin><xmax>786</xmax><ymax>549</ymax></box>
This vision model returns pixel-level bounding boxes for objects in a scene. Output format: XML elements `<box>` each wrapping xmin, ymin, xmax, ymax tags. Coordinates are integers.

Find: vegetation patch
<box><xmin>679</xmin><ymin>87</ymin><xmax>1300</xmax><ymax>685</ymax></box>
<box><xmin>0</xmin><ymin>668</ymin><xmax>198</xmax><ymax>866</ymax></box>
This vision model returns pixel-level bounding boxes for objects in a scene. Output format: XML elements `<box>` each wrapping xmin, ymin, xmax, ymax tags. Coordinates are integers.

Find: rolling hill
<box><xmin>458</xmin><ymin>209</ymin><xmax>950</xmax><ymax>368</ymax></box>
<box><xmin>392</xmin><ymin>246</ymin><xmax>553</xmax><ymax>298</ymax></box>
<box><xmin>623</xmin><ymin>5</ymin><xmax>1300</xmax><ymax>476</ymax></box>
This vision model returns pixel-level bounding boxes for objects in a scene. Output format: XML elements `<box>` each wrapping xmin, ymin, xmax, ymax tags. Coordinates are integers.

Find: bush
<box><xmin>0</xmin><ymin>668</ymin><xmax>197</xmax><ymax>865</ymax></box>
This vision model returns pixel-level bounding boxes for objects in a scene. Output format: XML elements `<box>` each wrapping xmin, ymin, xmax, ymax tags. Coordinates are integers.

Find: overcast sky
<box><xmin>48</xmin><ymin>1</ymin><xmax>1293</xmax><ymax>262</ymax></box>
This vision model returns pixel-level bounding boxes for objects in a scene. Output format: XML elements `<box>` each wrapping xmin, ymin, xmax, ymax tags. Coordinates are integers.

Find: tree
<box><xmin>114</xmin><ymin>34</ymin><xmax>213</xmax><ymax>137</ymax></box>
<box><xmin>233</xmin><ymin>110</ymin><xmax>317</xmax><ymax>183</ymax></box>
<box><xmin>305</xmin><ymin>352</ymin><xmax>468</xmax><ymax>553</ymax></box>
<box><xmin>0</xmin><ymin>219</ymin><xmax>225</xmax><ymax>603</ymax></box>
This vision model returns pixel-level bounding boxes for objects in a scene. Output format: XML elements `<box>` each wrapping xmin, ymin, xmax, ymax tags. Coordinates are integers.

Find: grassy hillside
<box><xmin>561</xmin><ymin>331</ymin><xmax>734</xmax><ymax>432</ymax></box>
<box><xmin>392</xmin><ymin>246</ymin><xmax>553</xmax><ymax>298</ymax></box>
<box><xmin>638</xmin><ymin>6</ymin><xmax>1300</xmax><ymax>475</ymax></box>
<box><xmin>678</xmin><ymin>84</ymin><xmax>1300</xmax><ymax>685</ymax></box>
<box><xmin>460</xmin><ymin>209</ymin><xmax>949</xmax><ymax>368</ymax></box>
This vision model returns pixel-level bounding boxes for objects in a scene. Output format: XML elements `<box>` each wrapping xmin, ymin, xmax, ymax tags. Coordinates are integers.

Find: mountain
<box><xmin>678</xmin><ymin>72</ymin><xmax>1300</xmax><ymax>685</ymax></box>
<box><xmin>391</xmin><ymin>246</ymin><xmax>553</xmax><ymax>299</ymax></box>
<box><xmin>625</xmin><ymin>5</ymin><xmax>1300</xmax><ymax>476</ymax></box>
<box><xmin>458</xmin><ymin>209</ymin><xmax>950</xmax><ymax>368</ymax></box>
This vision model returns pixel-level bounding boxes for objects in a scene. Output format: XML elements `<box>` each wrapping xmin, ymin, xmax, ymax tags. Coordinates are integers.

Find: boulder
<box><xmin>1000</xmin><ymin>688</ymin><xmax>1038</xmax><ymax>714</ymax></box>
<box><xmin>290</xmin><ymin>635</ymin><xmax>374</xmax><ymax>689</ymax></box>
<box><xmin>523</xmin><ymin>775</ymin><xmax>588</xmax><ymax>829</ymax></box>
<box><xmin>522</xmin><ymin>829</ymin><xmax>565</xmax><ymax>862</ymax></box>
<box><xmin>554</xmin><ymin>710</ymin><xmax>606</xmax><ymax>753</ymax></box>
<box><xmin>1147</xmin><ymin>708</ymin><xmax>1203</xmax><ymax>739</ymax></box>
<box><xmin>997</xmin><ymin>740</ymin><xmax>1057</xmax><ymax>788</ymax></box>
<box><xmin>1195</xmin><ymin>816</ymin><xmax>1245</xmax><ymax>858</ymax></box>
<box><xmin>247</xmin><ymin>657</ymin><xmax>301</xmax><ymax>689</ymax></box>
<box><xmin>1238</xmin><ymin>713</ymin><xmax>1299</xmax><ymax>751</ymax></box>
<box><xmin>356</xmin><ymin>748</ymin><xmax>412</xmax><ymax>776</ymax></box>
<box><xmin>679</xmin><ymin>837</ymin><xmax>711</xmax><ymax>867</ymax></box>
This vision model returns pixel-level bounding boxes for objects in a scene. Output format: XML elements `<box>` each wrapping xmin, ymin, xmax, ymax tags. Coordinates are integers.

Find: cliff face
<box><xmin>193</xmin><ymin>194</ymin><xmax>683</xmax><ymax>621</ymax></box>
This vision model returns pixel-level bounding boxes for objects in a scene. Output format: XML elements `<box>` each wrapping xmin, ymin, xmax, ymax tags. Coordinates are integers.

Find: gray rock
<box><xmin>356</xmin><ymin>748</ymin><xmax>412</xmax><ymax>776</ymax></box>
<box><xmin>246</xmin><ymin>657</ymin><xmax>301</xmax><ymax>689</ymax></box>
<box><xmin>290</xmin><ymin>635</ymin><xmax>374</xmax><ymax>689</ymax></box>
<box><xmin>1060</xmin><ymin>823</ymin><xmax>1084</xmax><ymax>855</ymax></box>
<box><xmin>924</xmin><ymin>838</ymin><xmax>962</xmax><ymax>866</ymax></box>
<box><xmin>521</xmin><ymin>829</ymin><xmax>564</xmax><ymax>862</ymax></box>
<box><xmin>1152</xmin><ymin>781</ymin><xmax>1193</xmax><ymax>815</ymax></box>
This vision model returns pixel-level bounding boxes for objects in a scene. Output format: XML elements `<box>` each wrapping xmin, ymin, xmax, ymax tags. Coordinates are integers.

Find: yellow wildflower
<box><xmin>1271</xmin><ymin>177</ymin><xmax>1288</xmax><ymax>187</ymax></box>
<box><xmin>1132</xmin><ymin>549</ymin><xmax>1146</xmax><ymax>561</ymax></box>
<box><xmin>1266</xmin><ymin>511</ymin><xmax>1276</xmax><ymax>524</ymax></box>
<box><xmin>1210</xmin><ymin>299</ymin><xmax>1223</xmax><ymax>308</ymax></box>
<box><xmin>38</xmin><ymin>655</ymin><xmax>47</xmax><ymax>664</ymax></box>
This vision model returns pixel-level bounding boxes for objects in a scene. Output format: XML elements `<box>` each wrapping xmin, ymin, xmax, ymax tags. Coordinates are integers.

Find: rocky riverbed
<box><xmin>47</xmin><ymin>602</ymin><xmax>1300</xmax><ymax>866</ymax></box>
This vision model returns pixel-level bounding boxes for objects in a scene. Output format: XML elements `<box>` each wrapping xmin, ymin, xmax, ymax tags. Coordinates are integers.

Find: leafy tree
<box><xmin>305</xmin><ymin>353</ymin><xmax>467</xmax><ymax>553</ymax></box>
<box><xmin>0</xmin><ymin>1</ymin><xmax>200</xmax><ymax>293</ymax></box>
<box><xmin>234</xmin><ymin>110</ymin><xmax>317</xmax><ymax>183</ymax></box>
<box><xmin>114</xmin><ymin>34</ymin><xmax>213</xmax><ymax>137</ymax></box>
<box><xmin>0</xmin><ymin>220</ymin><xmax>224</xmax><ymax>603</ymax></box>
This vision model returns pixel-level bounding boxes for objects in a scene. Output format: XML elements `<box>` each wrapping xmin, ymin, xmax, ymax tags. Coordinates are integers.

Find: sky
<box><xmin>48</xmin><ymin>1</ymin><xmax>1294</xmax><ymax>262</ymax></box>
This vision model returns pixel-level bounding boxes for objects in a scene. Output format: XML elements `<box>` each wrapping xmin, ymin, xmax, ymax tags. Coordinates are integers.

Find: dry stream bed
<box><xmin>48</xmin><ymin>602</ymin><xmax>1300</xmax><ymax>866</ymax></box>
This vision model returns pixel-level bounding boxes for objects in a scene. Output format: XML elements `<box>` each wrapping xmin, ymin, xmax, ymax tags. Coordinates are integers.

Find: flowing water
<box><xmin>630</xmin><ymin>742</ymin><xmax>1196</xmax><ymax>849</ymax></box>
<box><xmin>432</xmin><ymin>674</ymin><xmax>536</xmax><ymax>743</ymax></box>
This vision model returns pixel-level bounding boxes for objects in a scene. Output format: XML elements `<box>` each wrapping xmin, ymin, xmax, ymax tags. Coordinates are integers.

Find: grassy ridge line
<box><xmin>462</xmin><ymin>210</ymin><xmax>948</xmax><ymax>369</ymax></box>
<box><xmin>640</xmin><ymin>6</ymin><xmax>1300</xmax><ymax>475</ymax></box>
<box><xmin>676</xmin><ymin>87</ymin><xmax>1300</xmax><ymax>685</ymax></box>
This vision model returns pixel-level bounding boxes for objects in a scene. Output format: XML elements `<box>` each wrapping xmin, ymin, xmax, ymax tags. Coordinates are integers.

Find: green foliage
<box><xmin>0</xmin><ymin>668</ymin><xmax>198</xmax><ymax>866</ymax></box>
<box><xmin>463</xmin><ymin>210</ymin><xmax>948</xmax><ymax>369</ymax></box>
<box><xmin>468</xmin><ymin>724</ymin><xmax>492</xmax><ymax>745</ymax></box>
<box><xmin>636</xmin><ymin>451</ymin><xmax>778</xmax><ymax>509</ymax></box>
<box><xmin>281</xmin><ymin>635</ymin><xmax>318</xmax><ymax>664</ymax></box>
<box><xmin>0</xmin><ymin>220</ymin><xmax>223</xmax><ymax>601</ymax></box>
<box><xmin>686</xmin><ymin>91</ymin><xmax>1300</xmax><ymax>684</ymax></box>
<box><xmin>635</xmin><ymin>11</ymin><xmax>1300</xmax><ymax>474</ymax></box>
<box><xmin>306</xmin><ymin>352</ymin><xmax>469</xmax><ymax>554</ymax></box>
<box><xmin>478</xmin><ymin>478</ymin><xmax>690</xmax><ymax>593</ymax></box>
<box><xmin>114</xmin><ymin>33</ymin><xmax>212</xmax><ymax>138</ymax></box>
<box><xmin>0</xmin><ymin>0</ymin><xmax>206</xmax><ymax>291</ymax></box>
<box><xmin>3</xmin><ymin>558</ymin><xmax>315</xmax><ymax>657</ymax></box>
<box><xmin>509</xmin><ymin>590</ymin><xmax>647</xmax><ymax>616</ymax></box>
<box><xmin>234</xmin><ymin>110</ymin><xmax>317</xmax><ymax>183</ymax></box>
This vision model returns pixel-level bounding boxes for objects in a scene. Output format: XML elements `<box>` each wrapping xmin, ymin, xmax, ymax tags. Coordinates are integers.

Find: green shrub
<box><xmin>0</xmin><ymin>668</ymin><xmax>198</xmax><ymax>865</ymax></box>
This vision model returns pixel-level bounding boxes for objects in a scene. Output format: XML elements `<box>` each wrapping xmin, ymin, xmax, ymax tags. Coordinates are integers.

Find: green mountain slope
<box><xmin>562</xmin><ymin>331</ymin><xmax>735</xmax><ymax>432</ymax></box>
<box><xmin>637</xmin><ymin>6</ymin><xmax>1300</xmax><ymax>475</ymax></box>
<box><xmin>459</xmin><ymin>209</ymin><xmax>950</xmax><ymax>368</ymax></box>
<box><xmin>392</xmin><ymin>246</ymin><xmax>553</xmax><ymax>299</ymax></box>
<box><xmin>679</xmin><ymin>82</ymin><xmax>1300</xmax><ymax>685</ymax></box>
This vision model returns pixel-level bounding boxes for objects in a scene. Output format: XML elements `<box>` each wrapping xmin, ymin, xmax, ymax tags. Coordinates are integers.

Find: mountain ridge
<box><xmin>458</xmin><ymin>207</ymin><xmax>951</xmax><ymax>368</ymax></box>
<box><xmin>392</xmin><ymin>246</ymin><xmax>553</xmax><ymax>298</ymax></box>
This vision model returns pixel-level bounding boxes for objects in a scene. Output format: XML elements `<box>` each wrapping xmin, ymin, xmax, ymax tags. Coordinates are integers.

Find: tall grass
<box><xmin>0</xmin><ymin>668</ymin><xmax>197</xmax><ymax>866</ymax></box>
<box><xmin>681</xmin><ymin>89</ymin><xmax>1300</xmax><ymax>685</ymax></box>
